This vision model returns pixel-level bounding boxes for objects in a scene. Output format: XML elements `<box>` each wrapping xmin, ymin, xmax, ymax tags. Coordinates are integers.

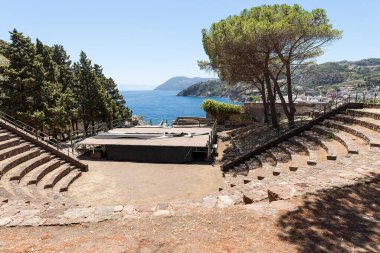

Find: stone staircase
<box><xmin>0</xmin><ymin>125</ymin><xmax>86</xmax><ymax>204</ymax></box>
<box><xmin>222</xmin><ymin>107</ymin><xmax>380</xmax><ymax>203</ymax></box>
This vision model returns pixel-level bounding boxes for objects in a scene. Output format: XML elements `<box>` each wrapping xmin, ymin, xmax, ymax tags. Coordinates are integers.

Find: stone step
<box><xmin>26</xmin><ymin>184</ymin><xmax>50</xmax><ymax>201</ymax></box>
<box><xmin>8</xmin><ymin>153</ymin><xmax>53</xmax><ymax>181</ymax></box>
<box><xmin>288</xmin><ymin>136</ymin><xmax>318</xmax><ymax>165</ymax></box>
<box><xmin>244</xmin><ymin>158</ymin><xmax>261</xmax><ymax>170</ymax></box>
<box><xmin>0</xmin><ymin>143</ymin><xmax>32</xmax><ymax>163</ymax></box>
<box><xmin>255</xmin><ymin>154</ymin><xmax>275</xmax><ymax>180</ymax></box>
<box><xmin>346</xmin><ymin>108</ymin><xmax>380</xmax><ymax>120</ymax></box>
<box><xmin>0</xmin><ymin>133</ymin><xmax>14</xmax><ymax>142</ymax></box>
<box><xmin>0</xmin><ymin>148</ymin><xmax>41</xmax><ymax>178</ymax></box>
<box><xmin>266</xmin><ymin>147</ymin><xmax>289</xmax><ymax>176</ymax></box>
<box><xmin>277</xmin><ymin>142</ymin><xmax>304</xmax><ymax>171</ymax></box>
<box><xmin>26</xmin><ymin>159</ymin><xmax>64</xmax><ymax>185</ymax></box>
<box><xmin>0</xmin><ymin>185</ymin><xmax>13</xmax><ymax>199</ymax></box>
<box><xmin>42</xmin><ymin>164</ymin><xmax>74</xmax><ymax>189</ymax></box>
<box><xmin>54</xmin><ymin>169</ymin><xmax>82</xmax><ymax>192</ymax></box>
<box><xmin>301</xmin><ymin>131</ymin><xmax>337</xmax><ymax>160</ymax></box>
<box><xmin>312</xmin><ymin>125</ymin><xmax>359</xmax><ymax>154</ymax></box>
<box><xmin>0</xmin><ymin>138</ymin><xmax>21</xmax><ymax>151</ymax></box>
<box><xmin>9</xmin><ymin>181</ymin><xmax>34</xmax><ymax>202</ymax></box>
<box><xmin>333</xmin><ymin>114</ymin><xmax>380</xmax><ymax>133</ymax></box>
<box><xmin>324</xmin><ymin>119</ymin><xmax>380</xmax><ymax>147</ymax></box>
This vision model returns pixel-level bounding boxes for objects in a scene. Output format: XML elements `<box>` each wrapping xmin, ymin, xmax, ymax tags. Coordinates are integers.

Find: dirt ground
<box><xmin>68</xmin><ymin>160</ymin><xmax>223</xmax><ymax>206</ymax></box>
<box><xmin>0</xmin><ymin>180</ymin><xmax>378</xmax><ymax>253</ymax></box>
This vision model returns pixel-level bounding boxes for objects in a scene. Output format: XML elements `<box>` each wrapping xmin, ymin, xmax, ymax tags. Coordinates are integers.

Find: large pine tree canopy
<box><xmin>0</xmin><ymin>29</ymin><xmax>130</xmax><ymax>137</ymax></box>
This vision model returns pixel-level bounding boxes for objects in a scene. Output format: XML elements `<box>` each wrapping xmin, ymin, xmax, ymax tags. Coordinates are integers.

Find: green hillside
<box><xmin>294</xmin><ymin>58</ymin><xmax>380</xmax><ymax>90</ymax></box>
<box><xmin>154</xmin><ymin>76</ymin><xmax>215</xmax><ymax>90</ymax></box>
<box><xmin>178</xmin><ymin>58</ymin><xmax>380</xmax><ymax>101</ymax></box>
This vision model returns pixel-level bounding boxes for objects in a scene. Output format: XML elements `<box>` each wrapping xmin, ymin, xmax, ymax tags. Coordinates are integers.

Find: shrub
<box><xmin>201</xmin><ymin>99</ymin><xmax>241</xmax><ymax>123</ymax></box>
<box><xmin>325</xmin><ymin>132</ymin><xmax>333</xmax><ymax>140</ymax></box>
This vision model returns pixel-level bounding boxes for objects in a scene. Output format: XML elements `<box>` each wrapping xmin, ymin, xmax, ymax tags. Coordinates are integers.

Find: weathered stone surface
<box><xmin>19</xmin><ymin>209</ymin><xmax>40</xmax><ymax>217</ymax></box>
<box><xmin>245</xmin><ymin>203</ymin><xmax>278</xmax><ymax>216</ymax></box>
<box><xmin>113</xmin><ymin>205</ymin><xmax>123</xmax><ymax>212</ymax></box>
<box><xmin>155</xmin><ymin>203</ymin><xmax>169</xmax><ymax>211</ymax></box>
<box><xmin>6</xmin><ymin>217</ymin><xmax>24</xmax><ymax>227</ymax></box>
<box><xmin>217</xmin><ymin>195</ymin><xmax>234</xmax><ymax>208</ymax></box>
<box><xmin>0</xmin><ymin>217</ymin><xmax>12</xmax><ymax>226</ymax></box>
<box><xmin>201</xmin><ymin>196</ymin><xmax>217</xmax><ymax>209</ymax></box>
<box><xmin>267</xmin><ymin>185</ymin><xmax>296</xmax><ymax>202</ymax></box>
<box><xmin>269</xmin><ymin>200</ymin><xmax>299</xmax><ymax>212</ymax></box>
<box><xmin>123</xmin><ymin>205</ymin><xmax>138</xmax><ymax>215</ymax></box>
<box><xmin>153</xmin><ymin>210</ymin><xmax>172</xmax><ymax>217</ymax></box>
<box><xmin>63</xmin><ymin>207</ymin><xmax>95</xmax><ymax>220</ymax></box>
<box><xmin>20</xmin><ymin>217</ymin><xmax>46</xmax><ymax>227</ymax></box>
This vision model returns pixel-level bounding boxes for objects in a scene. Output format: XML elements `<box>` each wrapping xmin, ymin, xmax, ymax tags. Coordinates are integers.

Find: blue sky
<box><xmin>1</xmin><ymin>0</ymin><xmax>379</xmax><ymax>90</ymax></box>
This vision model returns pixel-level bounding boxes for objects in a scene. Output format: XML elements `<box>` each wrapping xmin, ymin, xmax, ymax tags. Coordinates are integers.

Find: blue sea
<box><xmin>121</xmin><ymin>90</ymin><xmax>241</xmax><ymax>124</ymax></box>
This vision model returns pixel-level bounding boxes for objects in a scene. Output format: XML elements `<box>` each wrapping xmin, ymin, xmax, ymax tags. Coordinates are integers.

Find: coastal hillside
<box><xmin>294</xmin><ymin>58</ymin><xmax>380</xmax><ymax>89</ymax></box>
<box><xmin>178</xmin><ymin>58</ymin><xmax>380</xmax><ymax>100</ymax></box>
<box><xmin>154</xmin><ymin>76</ymin><xmax>215</xmax><ymax>90</ymax></box>
<box><xmin>177</xmin><ymin>80</ymin><xmax>255</xmax><ymax>101</ymax></box>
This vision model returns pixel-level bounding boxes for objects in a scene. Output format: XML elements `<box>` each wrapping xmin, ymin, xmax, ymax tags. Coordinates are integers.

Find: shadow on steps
<box><xmin>277</xmin><ymin>175</ymin><xmax>380</xmax><ymax>253</ymax></box>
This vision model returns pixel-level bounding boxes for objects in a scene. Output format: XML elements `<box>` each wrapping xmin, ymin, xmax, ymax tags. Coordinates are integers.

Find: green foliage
<box><xmin>201</xmin><ymin>99</ymin><xmax>241</xmax><ymax>123</ymax></box>
<box><xmin>325</xmin><ymin>132</ymin><xmax>333</xmax><ymax>140</ymax></box>
<box><xmin>249</xmin><ymin>95</ymin><xmax>261</xmax><ymax>103</ymax></box>
<box><xmin>240</xmin><ymin>114</ymin><xmax>254</xmax><ymax>123</ymax></box>
<box><xmin>200</xmin><ymin>4</ymin><xmax>342</xmax><ymax>127</ymax></box>
<box><xmin>0</xmin><ymin>29</ymin><xmax>130</xmax><ymax>136</ymax></box>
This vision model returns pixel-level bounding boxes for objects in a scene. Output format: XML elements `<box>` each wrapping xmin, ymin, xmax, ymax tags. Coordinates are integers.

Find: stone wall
<box><xmin>243</xmin><ymin>102</ymin><xmax>326</xmax><ymax>123</ymax></box>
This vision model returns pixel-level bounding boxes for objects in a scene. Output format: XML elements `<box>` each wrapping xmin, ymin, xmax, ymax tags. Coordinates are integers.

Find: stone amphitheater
<box><xmin>0</xmin><ymin>104</ymin><xmax>379</xmax><ymax>227</ymax></box>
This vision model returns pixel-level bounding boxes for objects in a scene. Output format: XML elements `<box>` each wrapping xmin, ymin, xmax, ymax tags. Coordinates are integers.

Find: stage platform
<box><xmin>77</xmin><ymin>126</ymin><xmax>214</xmax><ymax>163</ymax></box>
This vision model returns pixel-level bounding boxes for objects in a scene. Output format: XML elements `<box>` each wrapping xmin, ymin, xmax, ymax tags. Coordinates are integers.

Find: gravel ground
<box><xmin>1</xmin><ymin>180</ymin><xmax>378</xmax><ymax>253</ymax></box>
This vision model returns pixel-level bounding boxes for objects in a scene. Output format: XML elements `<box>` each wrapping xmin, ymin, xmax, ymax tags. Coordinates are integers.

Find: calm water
<box><xmin>121</xmin><ymin>90</ymin><xmax>241</xmax><ymax>124</ymax></box>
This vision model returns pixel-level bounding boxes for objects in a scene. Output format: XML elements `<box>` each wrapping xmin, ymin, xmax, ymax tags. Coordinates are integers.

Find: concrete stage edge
<box><xmin>77</xmin><ymin>126</ymin><xmax>212</xmax><ymax>163</ymax></box>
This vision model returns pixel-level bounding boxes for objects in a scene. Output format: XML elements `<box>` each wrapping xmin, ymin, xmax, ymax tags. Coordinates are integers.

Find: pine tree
<box><xmin>1</xmin><ymin>29</ymin><xmax>130</xmax><ymax>135</ymax></box>
<box><xmin>0</xmin><ymin>29</ymin><xmax>45</xmax><ymax>128</ymax></box>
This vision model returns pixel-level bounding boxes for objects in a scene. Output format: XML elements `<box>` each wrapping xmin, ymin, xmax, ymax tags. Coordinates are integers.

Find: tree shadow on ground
<box><xmin>277</xmin><ymin>177</ymin><xmax>380</xmax><ymax>253</ymax></box>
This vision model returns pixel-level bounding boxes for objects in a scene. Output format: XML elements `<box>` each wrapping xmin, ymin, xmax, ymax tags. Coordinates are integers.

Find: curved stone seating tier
<box><xmin>346</xmin><ymin>108</ymin><xmax>380</xmax><ymax>120</ymax></box>
<box><xmin>301</xmin><ymin>131</ymin><xmax>338</xmax><ymax>160</ymax></box>
<box><xmin>25</xmin><ymin>159</ymin><xmax>64</xmax><ymax>185</ymax></box>
<box><xmin>334</xmin><ymin>114</ymin><xmax>380</xmax><ymax>133</ymax></box>
<box><xmin>254</xmin><ymin>154</ymin><xmax>276</xmax><ymax>180</ymax></box>
<box><xmin>312</xmin><ymin>125</ymin><xmax>360</xmax><ymax>154</ymax></box>
<box><xmin>224</xmin><ymin>108</ymin><xmax>380</xmax><ymax>203</ymax></box>
<box><xmin>0</xmin><ymin>185</ymin><xmax>13</xmax><ymax>199</ymax></box>
<box><xmin>0</xmin><ymin>148</ymin><xmax>42</xmax><ymax>178</ymax></box>
<box><xmin>8</xmin><ymin>154</ymin><xmax>53</xmax><ymax>181</ymax></box>
<box><xmin>55</xmin><ymin>169</ymin><xmax>82</xmax><ymax>192</ymax></box>
<box><xmin>243</xmin><ymin>158</ymin><xmax>261</xmax><ymax>171</ymax></box>
<box><xmin>42</xmin><ymin>165</ymin><xmax>75</xmax><ymax>189</ymax></box>
<box><xmin>288</xmin><ymin>136</ymin><xmax>318</xmax><ymax>165</ymax></box>
<box><xmin>266</xmin><ymin>147</ymin><xmax>289</xmax><ymax>176</ymax></box>
<box><xmin>0</xmin><ymin>132</ymin><xmax>16</xmax><ymax>142</ymax></box>
<box><xmin>0</xmin><ymin>143</ymin><xmax>32</xmax><ymax>163</ymax></box>
<box><xmin>277</xmin><ymin>142</ymin><xmax>304</xmax><ymax>171</ymax></box>
<box><xmin>0</xmin><ymin>125</ymin><xmax>84</xmax><ymax>203</ymax></box>
<box><xmin>0</xmin><ymin>138</ymin><xmax>21</xmax><ymax>150</ymax></box>
<box><xmin>324</xmin><ymin>119</ymin><xmax>380</xmax><ymax>147</ymax></box>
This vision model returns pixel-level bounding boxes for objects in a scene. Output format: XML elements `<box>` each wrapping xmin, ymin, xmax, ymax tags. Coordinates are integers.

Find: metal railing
<box><xmin>0</xmin><ymin>110</ymin><xmax>127</xmax><ymax>157</ymax></box>
<box><xmin>68</xmin><ymin>118</ymin><xmax>126</xmax><ymax>146</ymax></box>
<box><xmin>0</xmin><ymin>111</ymin><xmax>76</xmax><ymax>158</ymax></box>
<box><xmin>224</xmin><ymin>90</ymin><xmax>380</xmax><ymax>169</ymax></box>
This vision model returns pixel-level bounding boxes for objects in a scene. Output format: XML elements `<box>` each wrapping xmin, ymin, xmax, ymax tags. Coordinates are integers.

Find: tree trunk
<box><xmin>265</xmin><ymin>72</ymin><xmax>278</xmax><ymax>128</ymax></box>
<box><xmin>285</xmin><ymin>64</ymin><xmax>296</xmax><ymax>128</ymax></box>
<box><xmin>259</xmin><ymin>81</ymin><xmax>269</xmax><ymax>123</ymax></box>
